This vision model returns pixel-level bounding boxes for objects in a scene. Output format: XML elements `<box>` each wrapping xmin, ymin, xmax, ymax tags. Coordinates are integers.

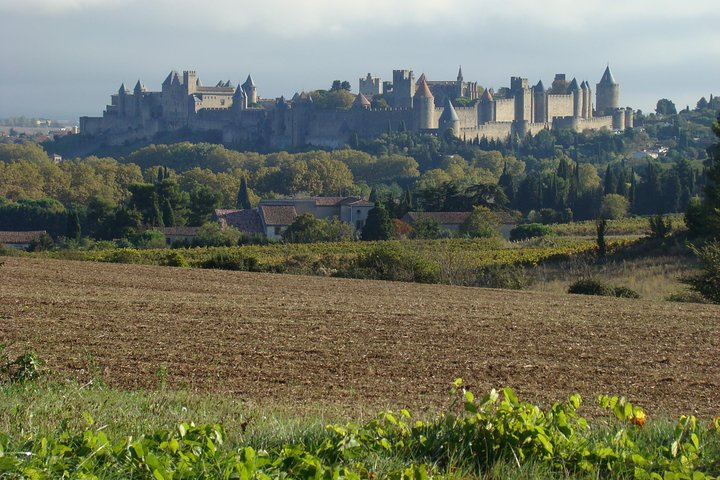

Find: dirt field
<box><xmin>1</xmin><ymin>256</ymin><xmax>719</xmax><ymax>418</ymax></box>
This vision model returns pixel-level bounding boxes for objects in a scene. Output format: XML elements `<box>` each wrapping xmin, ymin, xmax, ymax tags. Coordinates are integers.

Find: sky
<box><xmin>1</xmin><ymin>0</ymin><xmax>718</xmax><ymax>123</ymax></box>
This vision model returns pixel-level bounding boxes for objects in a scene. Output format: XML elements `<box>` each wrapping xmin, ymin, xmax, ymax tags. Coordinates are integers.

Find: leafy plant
<box><xmin>683</xmin><ymin>240</ymin><xmax>720</xmax><ymax>303</ymax></box>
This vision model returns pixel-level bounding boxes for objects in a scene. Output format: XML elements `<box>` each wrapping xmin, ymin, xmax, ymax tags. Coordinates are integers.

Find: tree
<box><xmin>600</xmin><ymin>194</ymin><xmax>629</xmax><ymax>220</ymax></box>
<box><xmin>687</xmin><ymin>116</ymin><xmax>720</xmax><ymax>237</ymax></box>
<box><xmin>282</xmin><ymin>214</ymin><xmax>328</xmax><ymax>243</ymax></box>
<box><xmin>459</xmin><ymin>206</ymin><xmax>499</xmax><ymax>238</ymax></box>
<box><xmin>361</xmin><ymin>206</ymin><xmax>395</xmax><ymax>241</ymax></box>
<box><xmin>596</xmin><ymin>219</ymin><xmax>608</xmax><ymax>259</ymax></box>
<box><xmin>66</xmin><ymin>209</ymin><xmax>81</xmax><ymax>241</ymax></box>
<box><xmin>411</xmin><ymin>217</ymin><xmax>445</xmax><ymax>239</ymax></box>
<box><xmin>655</xmin><ymin>98</ymin><xmax>677</xmax><ymax>116</ymax></box>
<box><xmin>189</xmin><ymin>186</ymin><xmax>222</xmax><ymax>226</ymax></box>
<box><xmin>236</xmin><ymin>177</ymin><xmax>252</xmax><ymax>209</ymax></box>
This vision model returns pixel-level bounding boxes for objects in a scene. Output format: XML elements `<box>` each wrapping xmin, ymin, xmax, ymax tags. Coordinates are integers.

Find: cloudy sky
<box><xmin>1</xmin><ymin>0</ymin><xmax>718</xmax><ymax>122</ymax></box>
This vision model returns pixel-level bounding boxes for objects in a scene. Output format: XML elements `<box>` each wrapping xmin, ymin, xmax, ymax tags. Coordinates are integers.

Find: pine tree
<box><xmin>236</xmin><ymin>177</ymin><xmax>252</xmax><ymax>210</ymax></box>
<box><xmin>498</xmin><ymin>163</ymin><xmax>515</xmax><ymax>204</ymax></box>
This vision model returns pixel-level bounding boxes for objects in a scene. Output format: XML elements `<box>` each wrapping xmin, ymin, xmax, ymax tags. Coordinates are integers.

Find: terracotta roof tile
<box><xmin>156</xmin><ymin>227</ymin><xmax>200</xmax><ymax>236</ymax></box>
<box><xmin>259</xmin><ymin>205</ymin><xmax>297</xmax><ymax>226</ymax></box>
<box><xmin>214</xmin><ymin>209</ymin><xmax>264</xmax><ymax>233</ymax></box>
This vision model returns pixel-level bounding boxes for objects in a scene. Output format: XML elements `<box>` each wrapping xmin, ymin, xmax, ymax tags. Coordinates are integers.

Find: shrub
<box><xmin>460</xmin><ymin>206</ymin><xmax>500</xmax><ymax>238</ymax></box>
<box><xmin>103</xmin><ymin>248</ymin><xmax>143</xmax><ymax>264</ymax></box>
<box><xmin>474</xmin><ymin>264</ymin><xmax>530</xmax><ymax>290</ymax></box>
<box><xmin>568</xmin><ymin>279</ymin><xmax>640</xmax><ymax>299</ymax></box>
<box><xmin>0</xmin><ymin>348</ymin><xmax>44</xmax><ymax>383</ymax></box>
<box><xmin>351</xmin><ymin>243</ymin><xmax>438</xmax><ymax>283</ymax></box>
<box><xmin>612</xmin><ymin>286</ymin><xmax>641</xmax><ymax>299</ymax></box>
<box><xmin>161</xmin><ymin>251</ymin><xmax>189</xmax><ymax>268</ymax></box>
<box><xmin>568</xmin><ymin>279</ymin><xmax>615</xmax><ymax>296</ymax></box>
<box><xmin>683</xmin><ymin>241</ymin><xmax>720</xmax><ymax>303</ymax></box>
<box><xmin>648</xmin><ymin>214</ymin><xmax>672</xmax><ymax>239</ymax></box>
<box><xmin>510</xmin><ymin>223</ymin><xmax>555</xmax><ymax>241</ymax></box>
<box><xmin>131</xmin><ymin>230</ymin><xmax>167</xmax><ymax>249</ymax></box>
<box><xmin>201</xmin><ymin>251</ymin><xmax>259</xmax><ymax>272</ymax></box>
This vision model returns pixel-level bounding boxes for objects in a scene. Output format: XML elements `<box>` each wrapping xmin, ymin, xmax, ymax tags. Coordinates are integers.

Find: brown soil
<box><xmin>1</xmin><ymin>256</ymin><xmax>719</xmax><ymax>418</ymax></box>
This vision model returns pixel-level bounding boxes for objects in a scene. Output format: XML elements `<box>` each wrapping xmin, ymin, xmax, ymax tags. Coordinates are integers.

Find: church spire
<box><xmin>457</xmin><ymin>65</ymin><xmax>463</xmax><ymax>82</ymax></box>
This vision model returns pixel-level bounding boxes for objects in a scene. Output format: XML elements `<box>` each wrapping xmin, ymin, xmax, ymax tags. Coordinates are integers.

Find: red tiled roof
<box><xmin>214</xmin><ymin>209</ymin><xmax>264</xmax><ymax>233</ymax></box>
<box><xmin>259</xmin><ymin>205</ymin><xmax>297</xmax><ymax>226</ymax></box>
<box><xmin>414</xmin><ymin>77</ymin><xmax>433</xmax><ymax>98</ymax></box>
<box><xmin>0</xmin><ymin>230</ymin><xmax>46</xmax><ymax>244</ymax></box>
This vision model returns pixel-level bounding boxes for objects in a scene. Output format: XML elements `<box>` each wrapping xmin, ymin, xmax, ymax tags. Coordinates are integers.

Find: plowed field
<box><xmin>1</xmin><ymin>256</ymin><xmax>719</xmax><ymax>417</ymax></box>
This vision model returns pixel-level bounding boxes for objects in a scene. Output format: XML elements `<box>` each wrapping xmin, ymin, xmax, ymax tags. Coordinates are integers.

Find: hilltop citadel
<box><xmin>80</xmin><ymin>66</ymin><xmax>633</xmax><ymax>149</ymax></box>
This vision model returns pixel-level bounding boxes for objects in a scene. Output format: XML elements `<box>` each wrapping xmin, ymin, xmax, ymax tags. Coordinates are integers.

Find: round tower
<box><xmin>242</xmin><ymin>74</ymin><xmax>257</xmax><ymax>105</ymax></box>
<box><xmin>413</xmin><ymin>77</ymin><xmax>435</xmax><ymax>130</ymax></box>
<box><xmin>596</xmin><ymin>65</ymin><xmax>620</xmax><ymax>116</ymax></box>
<box><xmin>439</xmin><ymin>97</ymin><xmax>460</xmax><ymax>137</ymax></box>
<box><xmin>568</xmin><ymin>78</ymin><xmax>581</xmax><ymax>117</ymax></box>
<box><xmin>612</xmin><ymin>108</ymin><xmax>626</xmax><ymax>130</ymax></box>
<box><xmin>624</xmin><ymin>108</ymin><xmax>634</xmax><ymax>129</ymax></box>
<box><xmin>479</xmin><ymin>88</ymin><xmax>494</xmax><ymax>123</ymax></box>
<box><xmin>533</xmin><ymin>80</ymin><xmax>546</xmax><ymax>123</ymax></box>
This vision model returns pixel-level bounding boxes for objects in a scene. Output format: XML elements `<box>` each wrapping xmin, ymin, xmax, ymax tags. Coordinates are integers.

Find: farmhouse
<box><xmin>0</xmin><ymin>230</ymin><xmax>46</xmax><ymax>250</ymax></box>
<box><xmin>155</xmin><ymin>226</ymin><xmax>201</xmax><ymax>245</ymax></box>
<box><xmin>215</xmin><ymin>196</ymin><xmax>374</xmax><ymax>240</ymax></box>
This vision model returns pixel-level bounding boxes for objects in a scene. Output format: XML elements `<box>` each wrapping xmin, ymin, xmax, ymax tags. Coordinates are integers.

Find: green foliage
<box><xmin>0</xmin><ymin>380</ymin><xmax>717</xmax><ymax>478</ymax></box>
<box><xmin>600</xmin><ymin>193</ymin><xmax>629</xmax><ymax>220</ymax></box>
<box><xmin>648</xmin><ymin>214</ymin><xmax>672</xmax><ymax>239</ymax></box>
<box><xmin>596</xmin><ymin>218</ymin><xmax>608</xmax><ymax>258</ymax></box>
<box><xmin>350</xmin><ymin>243</ymin><xmax>439</xmax><ymax>283</ymax></box>
<box><xmin>131</xmin><ymin>229</ymin><xmax>166</xmax><ymax>249</ymax></box>
<box><xmin>200</xmin><ymin>251</ymin><xmax>259</xmax><ymax>272</ymax></box>
<box><xmin>0</xmin><ymin>347</ymin><xmax>44</xmax><ymax>384</ymax></box>
<box><xmin>193</xmin><ymin>223</ymin><xmax>241</xmax><ymax>247</ymax></box>
<box><xmin>160</xmin><ymin>251</ymin><xmax>189</xmax><ymax>268</ymax></box>
<box><xmin>282</xmin><ymin>214</ymin><xmax>354</xmax><ymax>243</ymax></box>
<box><xmin>361</xmin><ymin>206</ymin><xmax>395</xmax><ymax>241</ymax></box>
<box><xmin>684</xmin><ymin>241</ymin><xmax>720</xmax><ymax>303</ymax></box>
<box><xmin>509</xmin><ymin>223</ymin><xmax>555</xmax><ymax>241</ymax></box>
<box><xmin>568</xmin><ymin>279</ymin><xmax>640</xmax><ymax>298</ymax></box>
<box><xmin>411</xmin><ymin>217</ymin><xmax>450</xmax><ymax>239</ymax></box>
<box><xmin>459</xmin><ymin>206</ymin><xmax>500</xmax><ymax>238</ymax></box>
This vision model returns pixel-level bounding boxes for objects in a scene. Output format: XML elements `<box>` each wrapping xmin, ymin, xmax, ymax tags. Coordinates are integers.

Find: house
<box><xmin>214</xmin><ymin>196</ymin><xmax>375</xmax><ymax>241</ymax></box>
<box><xmin>0</xmin><ymin>230</ymin><xmax>46</xmax><ymax>250</ymax></box>
<box><xmin>402</xmin><ymin>211</ymin><xmax>518</xmax><ymax>238</ymax></box>
<box><xmin>155</xmin><ymin>226</ymin><xmax>200</xmax><ymax>245</ymax></box>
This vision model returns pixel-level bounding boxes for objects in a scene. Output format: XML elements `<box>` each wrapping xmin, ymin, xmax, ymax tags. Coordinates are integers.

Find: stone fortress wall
<box><xmin>80</xmin><ymin>65</ymin><xmax>632</xmax><ymax>149</ymax></box>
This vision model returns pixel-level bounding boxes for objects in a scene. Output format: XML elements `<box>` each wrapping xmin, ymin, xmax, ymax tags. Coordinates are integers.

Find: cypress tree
<box><xmin>162</xmin><ymin>198</ymin><xmax>175</xmax><ymax>227</ymax></box>
<box><xmin>236</xmin><ymin>177</ymin><xmax>252</xmax><ymax>210</ymax></box>
<box><xmin>66</xmin><ymin>209</ymin><xmax>81</xmax><ymax>241</ymax></box>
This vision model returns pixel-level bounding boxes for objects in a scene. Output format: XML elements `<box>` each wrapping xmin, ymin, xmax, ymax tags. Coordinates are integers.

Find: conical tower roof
<box><xmin>352</xmin><ymin>93</ymin><xmax>372</xmax><ymax>108</ymax></box>
<box><xmin>534</xmin><ymin>80</ymin><xmax>545</xmax><ymax>92</ymax></box>
<box><xmin>599</xmin><ymin>65</ymin><xmax>617</xmax><ymax>85</ymax></box>
<box><xmin>580</xmin><ymin>80</ymin><xmax>588</xmax><ymax>90</ymax></box>
<box><xmin>233</xmin><ymin>85</ymin><xmax>246</xmax><ymax>99</ymax></box>
<box><xmin>134</xmin><ymin>80</ymin><xmax>146</xmax><ymax>93</ymax></box>
<box><xmin>457</xmin><ymin>65</ymin><xmax>463</xmax><ymax>81</ymax></box>
<box><xmin>439</xmin><ymin>97</ymin><xmax>459</xmax><ymax>123</ymax></box>
<box><xmin>162</xmin><ymin>71</ymin><xmax>176</xmax><ymax>87</ymax></box>
<box><xmin>568</xmin><ymin>78</ymin><xmax>580</xmax><ymax>91</ymax></box>
<box><xmin>414</xmin><ymin>77</ymin><xmax>433</xmax><ymax>98</ymax></box>
<box><xmin>416</xmin><ymin>73</ymin><xmax>427</xmax><ymax>85</ymax></box>
<box><xmin>118</xmin><ymin>83</ymin><xmax>128</xmax><ymax>94</ymax></box>
<box><xmin>481</xmin><ymin>88</ymin><xmax>493</xmax><ymax>101</ymax></box>
<box><xmin>243</xmin><ymin>74</ymin><xmax>255</xmax><ymax>89</ymax></box>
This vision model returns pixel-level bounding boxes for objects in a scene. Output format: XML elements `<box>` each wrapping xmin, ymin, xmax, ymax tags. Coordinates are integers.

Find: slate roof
<box><xmin>534</xmin><ymin>80</ymin><xmax>545</xmax><ymax>92</ymax></box>
<box><xmin>599</xmin><ymin>65</ymin><xmax>617</xmax><ymax>85</ymax></box>
<box><xmin>0</xmin><ymin>230</ymin><xmax>46</xmax><ymax>244</ymax></box>
<box><xmin>214</xmin><ymin>209</ymin><xmax>264</xmax><ymax>233</ymax></box>
<box><xmin>439</xmin><ymin>98</ymin><xmax>459</xmax><ymax>123</ymax></box>
<box><xmin>352</xmin><ymin>93</ymin><xmax>371</xmax><ymax>108</ymax></box>
<box><xmin>259</xmin><ymin>205</ymin><xmax>297</xmax><ymax>226</ymax></box>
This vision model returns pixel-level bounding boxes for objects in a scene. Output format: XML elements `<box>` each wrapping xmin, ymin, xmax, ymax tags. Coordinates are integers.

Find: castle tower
<box><xmin>456</xmin><ymin>66</ymin><xmax>464</xmax><ymax>97</ymax></box>
<box><xmin>580</xmin><ymin>81</ymin><xmax>589</xmax><ymax>118</ymax></box>
<box><xmin>596</xmin><ymin>65</ymin><xmax>620</xmax><ymax>116</ymax></box>
<box><xmin>439</xmin><ymin>97</ymin><xmax>460</xmax><ymax>137</ymax></box>
<box><xmin>533</xmin><ymin>80</ymin><xmax>546</xmax><ymax>123</ymax></box>
<box><xmin>583</xmin><ymin>80</ymin><xmax>592</xmax><ymax>118</ymax></box>
<box><xmin>242</xmin><ymin>75</ymin><xmax>257</xmax><ymax>105</ymax></box>
<box><xmin>352</xmin><ymin>93</ymin><xmax>372</xmax><ymax>110</ymax></box>
<box><xmin>568</xmin><ymin>78</ymin><xmax>581</xmax><ymax>117</ymax></box>
<box><xmin>612</xmin><ymin>108</ymin><xmax>626</xmax><ymax>130</ymax></box>
<box><xmin>413</xmin><ymin>76</ymin><xmax>435</xmax><ymax>130</ymax></box>
<box><xmin>117</xmin><ymin>83</ymin><xmax>129</xmax><ymax>115</ymax></box>
<box><xmin>479</xmin><ymin>88</ymin><xmax>494</xmax><ymax>123</ymax></box>
<box><xmin>183</xmin><ymin>71</ymin><xmax>197</xmax><ymax>95</ymax></box>
<box><xmin>624</xmin><ymin>108</ymin><xmax>634</xmax><ymax>128</ymax></box>
<box><xmin>392</xmin><ymin>70</ymin><xmax>415</xmax><ymax>109</ymax></box>
<box><xmin>510</xmin><ymin>76</ymin><xmax>532</xmax><ymax>122</ymax></box>
<box><xmin>359</xmin><ymin>73</ymin><xmax>382</xmax><ymax>96</ymax></box>
<box><xmin>233</xmin><ymin>85</ymin><xmax>247</xmax><ymax>111</ymax></box>
<box><xmin>133</xmin><ymin>80</ymin><xmax>146</xmax><ymax>117</ymax></box>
